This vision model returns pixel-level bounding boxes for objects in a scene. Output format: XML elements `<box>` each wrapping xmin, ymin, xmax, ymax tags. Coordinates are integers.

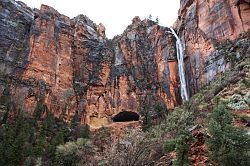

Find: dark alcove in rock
<box><xmin>112</xmin><ymin>111</ymin><xmax>140</xmax><ymax>122</ymax></box>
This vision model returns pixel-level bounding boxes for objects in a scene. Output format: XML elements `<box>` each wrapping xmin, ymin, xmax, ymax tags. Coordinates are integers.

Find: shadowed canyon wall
<box><xmin>0</xmin><ymin>0</ymin><xmax>249</xmax><ymax>128</ymax></box>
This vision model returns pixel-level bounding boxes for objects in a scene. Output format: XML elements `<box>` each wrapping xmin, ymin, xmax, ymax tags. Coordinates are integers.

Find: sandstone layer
<box><xmin>0</xmin><ymin>0</ymin><xmax>181</xmax><ymax>128</ymax></box>
<box><xmin>0</xmin><ymin>0</ymin><xmax>249</xmax><ymax>128</ymax></box>
<box><xmin>174</xmin><ymin>0</ymin><xmax>250</xmax><ymax>95</ymax></box>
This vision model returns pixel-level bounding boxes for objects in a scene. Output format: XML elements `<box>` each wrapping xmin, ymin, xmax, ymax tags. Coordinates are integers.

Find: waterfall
<box><xmin>169</xmin><ymin>28</ymin><xmax>189</xmax><ymax>102</ymax></box>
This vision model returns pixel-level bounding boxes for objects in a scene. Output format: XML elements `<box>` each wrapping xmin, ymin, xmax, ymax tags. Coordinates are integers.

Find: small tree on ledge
<box><xmin>148</xmin><ymin>14</ymin><xmax>152</xmax><ymax>20</ymax></box>
<box><xmin>156</xmin><ymin>16</ymin><xmax>159</xmax><ymax>24</ymax></box>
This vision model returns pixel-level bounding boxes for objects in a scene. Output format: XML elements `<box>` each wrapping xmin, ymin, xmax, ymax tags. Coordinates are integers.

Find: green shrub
<box><xmin>228</xmin><ymin>100</ymin><xmax>249</xmax><ymax>110</ymax></box>
<box><xmin>170</xmin><ymin>130</ymin><xmax>192</xmax><ymax>166</ymax></box>
<box><xmin>236</xmin><ymin>59</ymin><xmax>250</xmax><ymax>70</ymax></box>
<box><xmin>239</xmin><ymin>78</ymin><xmax>250</xmax><ymax>88</ymax></box>
<box><xmin>244</xmin><ymin>92</ymin><xmax>250</xmax><ymax>104</ymax></box>
<box><xmin>239</xmin><ymin>115</ymin><xmax>250</xmax><ymax>123</ymax></box>
<box><xmin>0</xmin><ymin>112</ymin><xmax>34</xmax><ymax>166</ymax></box>
<box><xmin>154</xmin><ymin>103</ymin><xmax>168</xmax><ymax>120</ymax></box>
<box><xmin>34</xmin><ymin>101</ymin><xmax>47</xmax><ymax>120</ymax></box>
<box><xmin>141</xmin><ymin>109</ymin><xmax>153</xmax><ymax>131</ymax></box>
<box><xmin>164</xmin><ymin>139</ymin><xmax>176</xmax><ymax>153</ymax></box>
<box><xmin>229</xmin><ymin>94</ymin><xmax>242</xmax><ymax>103</ymax></box>
<box><xmin>152</xmin><ymin>108</ymin><xmax>193</xmax><ymax>166</ymax></box>
<box><xmin>140</xmin><ymin>103</ymin><xmax>168</xmax><ymax>131</ymax></box>
<box><xmin>227</xmin><ymin>94</ymin><xmax>249</xmax><ymax>110</ymax></box>
<box><xmin>55</xmin><ymin>138</ymin><xmax>94</xmax><ymax>166</ymax></box>
<box><xmin>164</xmin><ymin>108</ymin><xmax>194</xmax><ymax>136</ymax></box>
<box><xmin>208</xmin><ymin>104</ymin><xmax>250</xmax><ymax>166</ymax></box>
<box><xmin>149</xmin><ymin>107</ymin><xmax>194</xmax><ymax>138</ymax></box>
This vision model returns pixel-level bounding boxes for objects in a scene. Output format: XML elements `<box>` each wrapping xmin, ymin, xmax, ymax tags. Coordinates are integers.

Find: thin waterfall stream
<box><xmin>169</xmin><ymin>28</ymin><xmax>189</xmax><ymax>102</ymax></box>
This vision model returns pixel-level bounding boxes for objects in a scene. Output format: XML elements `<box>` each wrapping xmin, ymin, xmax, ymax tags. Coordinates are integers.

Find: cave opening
<box><xmin>112</xmin><ymin>111</ymin><xmax>140</xmax><ymax>122</ymax></box>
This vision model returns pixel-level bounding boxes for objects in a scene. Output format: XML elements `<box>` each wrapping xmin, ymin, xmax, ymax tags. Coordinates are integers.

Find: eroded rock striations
<box><xmin>0</xmin><ymin>0</ymin><xmax>249</xmax><ymax>128</ymax></box>
<box><xmin>0</xmin><ymin>0</ymin><xmax>108</xmax><ymax>128</ymax></box>
<box><xmin>174</xmin><ymin>0</ymin><xmax>250</xmax><ymax>95</ymax></box>
<box><xmin>0</xmin><ymin>0</ymin><xmax>181</xmax><ymax>128</ymax></box>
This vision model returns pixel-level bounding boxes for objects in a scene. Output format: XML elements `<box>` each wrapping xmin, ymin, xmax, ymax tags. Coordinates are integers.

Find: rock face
<box><xmin>174</xmin><ymin>0</ymin><xmax>250</xmax><ymax>95</ymax></box>
<box><xmin>0</xmin><ymin>0</ymin><xmax>107</xmax><ymax>127</ymax></box>
<box><xmin>0</xmin><ymin>0</ymin><xmax>249</xmax><ymax>128</ymax></box>
<box><xmin>67</xmin><ymin>17</ymin><xmax>181</xmax><ymax>128</ymax></box>
<box><xmin>104</xmin><ymin>17</ymin><xmax>180</xmax><ymax>122</ymax></box>
<box><xmin>22</xmin><ymin>5</ymin><xmax>76</xmax><ymax>118</ymax></box>
<box><xmin>0</xmin><ymin>0</ymin><xmax>181</xmax><ymax>128</ymax></box>
<box><xmin>0</xmin><ymin>0</ymin><xmax>35</xmax><ymax>115</ymax></box>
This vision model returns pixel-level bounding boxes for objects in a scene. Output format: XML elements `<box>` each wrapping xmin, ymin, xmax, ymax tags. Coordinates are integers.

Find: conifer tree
<box><xmin>71</xmin><ymin>111</ymin><xmax>80</xmax><ymax>129</ymax></box>
<box><xmin>34</xmin><ymin>101</ymin><xmax>46</xmax><ymax>121</ymax></box>
<box><xmin>0</xmin><ymin>111</ymin><xmax>31</xmax><ymax>165</ymax></box>
<box><xmin>208</xmin><ymin>104</ymin><xmax>250</xmax><ymax>166</ymax></box>
<box><xmin>173</xmin><ymin>130</ymin><xmax>192</xmax><ymax>166</ymax></box>
<box><xmin>156</xmin><ymin>16</ymin><xmax>159</xmax><ymax>24</ymax></box>
<box><xmin>148</xmin><ymin>14</ymin><xmax>152</xmax><ymax>20</ymax></box>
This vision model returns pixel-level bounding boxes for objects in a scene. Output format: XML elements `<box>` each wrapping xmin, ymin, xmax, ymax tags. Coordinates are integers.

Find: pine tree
<box><xmin>0</xmin><ymin>111</ymin><xmax>31</xmax><ymax>165</ymax></box>
<box><xmin>41</xmin><ymin>111</ymin><xmax>55</xmax><ymax>137</ymax></box>
<box><xmin>156</xmin><ymin>16</ymin><xmax>159</xmax><ymax>24</ymax></box>
<box><xmin>33</xmin><ymin>133</ymin><xmax>46</xmax><ymax>157</ymax></box>
<box><xmin>71</xmin><ymin>112</ymin><xmax>80</xmax><ymax>129</ymax></box>
<box><xmin>148</xmin><ymin>14</ymin><xmax>152</xmax><ymax>20</ymax></box>
<box><xmin>141</xmin><ymin>110</ymin><xmax>153</xmax><ymax>131</ymax></box>
<box><xmin>34</xmin><ymin>101</ymin><xmax>46</xmax><ymax>121</ymax></box>
<box><xmin>208</xmin><ymin>104</ymin><xmax>250</xmax><ymax>166</ymax></box>
<box><xmin>53</xmin><ymin>131</ymin><xmax>64</xmax><ymax>146</ymax></box>
<box><xmin>173</xmin><ymin>130</ymin><xmax>192</xmax><ymax>166</ymax></box>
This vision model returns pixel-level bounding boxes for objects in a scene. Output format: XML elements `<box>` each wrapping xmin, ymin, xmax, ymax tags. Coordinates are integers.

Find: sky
<box><xmin>21</xmin><ymin>0</ymin><xmax>180</xmax><ymax>38</ymax></box>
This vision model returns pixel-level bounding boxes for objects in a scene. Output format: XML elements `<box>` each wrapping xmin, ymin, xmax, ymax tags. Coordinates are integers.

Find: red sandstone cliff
<box><xmin>0</xmin><ymin>1</ymin><xmax>109</xmax><ymax>127</ymax></box>
<box><xmin>0</xmin><ymin>0</ymin><xmax>249</xmax><ymax>129</ymax></box>
<box><xmin>0</xmin><ymin>0</ymin><xmax>181</xmax><ymax>129</ymax></box>
<box><xmin>174</xmin><ymin>0</ymin><xmax>250</xmax><ymax>95</ymax></box>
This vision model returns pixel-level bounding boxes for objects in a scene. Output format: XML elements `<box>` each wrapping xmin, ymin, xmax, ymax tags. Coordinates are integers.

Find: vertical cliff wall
<box><xmin>174</xmin><ymin>0</ymin><xmax>250</xmax><ymax>95</ymax></box>
<box><xmin>103</xmin><ymin>17</ymin><xmax>180</xmax><ymax>124</ymax></box>
<box><xmin>0</xmin><ymin>0</ymin><xmax>110</xmax><ymax>127</ymax></box>
<box><xmin>0</xmin><ymin>0</ymin><xmax>182</xmax><ymax>129</ymax></box>
<box><xmin>1</xmin><ymin>0</ymin><xmax>249</xmax><ymax>128</ymax></box>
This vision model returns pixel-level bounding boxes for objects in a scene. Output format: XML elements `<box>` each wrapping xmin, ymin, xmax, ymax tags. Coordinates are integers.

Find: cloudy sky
<box><xmin>21</xmin><ymin>0</ymin><xmax>180</xmax><ymax>38</ymax></box>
